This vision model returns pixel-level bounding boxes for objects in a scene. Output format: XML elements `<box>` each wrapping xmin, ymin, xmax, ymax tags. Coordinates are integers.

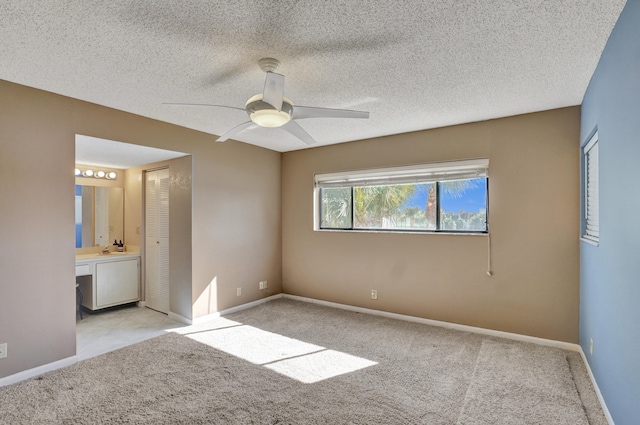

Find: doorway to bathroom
<box><xmin>75</xmin><ymin>135</ymin><xmax>188</xmax><ymax>355</ymax></box>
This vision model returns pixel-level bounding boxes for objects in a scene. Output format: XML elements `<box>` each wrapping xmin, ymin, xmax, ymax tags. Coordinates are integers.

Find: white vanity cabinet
<box><xmin>76</xmin><ymin>253</ymin><xmax>140</xmax><ymax>310</ymax></box>
<box><xmin>95</xmin><ymin>259</ymin><xmax>139</xmax><ymax>307</ymax></box>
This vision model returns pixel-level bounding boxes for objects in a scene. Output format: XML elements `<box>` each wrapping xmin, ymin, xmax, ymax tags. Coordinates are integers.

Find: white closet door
<box><xmin>145</xmin><ymin>168</ymin><xmax>170</xmax><ymax>313</ymax></box>
<box><xmin>157</xmin><ymin>170</ymin><xmax>170</xmax><ymax>312</ymax></box>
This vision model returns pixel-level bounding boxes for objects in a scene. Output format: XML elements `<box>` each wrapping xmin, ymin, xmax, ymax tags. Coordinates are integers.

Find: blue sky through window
<box><xmin>401</xmin><ymin>179</ymin><xmax>486</xmax><ymax>213</ymax></box>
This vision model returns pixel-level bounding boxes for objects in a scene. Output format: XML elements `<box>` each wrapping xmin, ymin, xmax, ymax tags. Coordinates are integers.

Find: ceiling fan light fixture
<box><xmin>246</xmin><ymin>94</ymin><xmax>293</xmax><ymax>128</ymax></box>
<box><xmin>250</xmin><ymin>109</ymin><xmax>291</xmax><ymax>127</ymax></box>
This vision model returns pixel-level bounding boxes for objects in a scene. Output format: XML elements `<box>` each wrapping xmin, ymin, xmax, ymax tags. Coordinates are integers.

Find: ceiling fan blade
<box><xmin>163</xmin><ymin>103</ymin><xmax>246</xmax><ymax>113</ymax></box>
<box><xmin>262</xmin><ymin>72</ymin><xmax>285</xmax><ymax>111</ymax></box>
<box><xmin>282</xmin><ymin>121</ymin><xmax>317</xmax><ymax>145</ymax></box>
<box><xmin>216</xmin><ymin>121</ymin><xmax>256</xmax><ymax>142</ymax></box>
<box><xmin>292</xmin><ymin>105</ymin><xmax>369</xmax><ymax>120</ymax></box>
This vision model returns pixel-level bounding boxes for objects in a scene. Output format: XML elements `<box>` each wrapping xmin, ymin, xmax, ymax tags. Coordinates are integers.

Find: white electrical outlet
<box><xmin>0</xmin><ymin>343</ymin><xmax>7</xmax><ymax>359</ymax></box>
<box><xmin>237</xmin><ymin>287</ymin><xmax>242</xmax><ymax>296</ymax></box>
<box><xmin>371</xmin><ymin>289</ymin><xmax>378</xmax><ymax>300</ymax></box>
<box><xmin>259</xmin><ymin>280</ymin><xmax>269</xmax><ymax>290</ymax></box>
<box><xmin>590</xmin><ymin>338</ymin><xmax>594</xmax><ymax>356</ymax></box>
<box><xmin>263</xmin><ymin>280</ymin><xmax>268</xmax><ymax>289</ymax></box>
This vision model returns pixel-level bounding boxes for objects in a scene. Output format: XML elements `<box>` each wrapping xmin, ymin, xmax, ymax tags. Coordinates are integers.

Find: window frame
<box><xmin>582</xmin><ymin>132</ymin><xmax>599</xmax><ymax>244</ymax></box>
<box><xmin>314</xmin><ymin>159</ymin><xmax>489</xmax><ymax>234</ymax></box>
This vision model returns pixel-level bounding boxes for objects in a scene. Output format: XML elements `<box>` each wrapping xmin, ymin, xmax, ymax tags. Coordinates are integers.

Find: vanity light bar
<box><xmin>75</xmin><ymin>168</ymin><xmax>117</xmax><ymax>179</ymax></box>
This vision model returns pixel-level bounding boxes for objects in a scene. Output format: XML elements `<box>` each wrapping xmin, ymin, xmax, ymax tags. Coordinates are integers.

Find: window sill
<box><xmin>581</xmin><ymin>237</ymin><xmax>599</xmax><ymax>247</ymax></box>
<box><xmin>315</xmin><ymin>228</ymin><xmax>488</xmax><ymax>236</ymax></box>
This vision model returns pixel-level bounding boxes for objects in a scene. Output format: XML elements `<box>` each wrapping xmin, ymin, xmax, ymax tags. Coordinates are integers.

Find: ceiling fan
<box><xmin>164</xmin><ymin>58</ymin><xmax>369</xmax><ymax>145</ymax></box>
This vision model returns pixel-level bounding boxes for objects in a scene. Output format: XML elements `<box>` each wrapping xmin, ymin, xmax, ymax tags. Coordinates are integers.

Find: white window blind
<box><xmin>584</xmin><ymin>133</ymin><xmax>599</xmax><ymax>241</ymax></box>
<box><xmin>315</xmin><ymin>158</ymin><xmax>489</xmax><ymax>188</ymax></box>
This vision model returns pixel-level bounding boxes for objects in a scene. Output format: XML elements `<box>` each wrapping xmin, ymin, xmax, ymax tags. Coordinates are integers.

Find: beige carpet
<box><xmin>457</xmin><ymin>340</ymin><xmax>589</xmax><ymax>424</ymax></box>
<box><xmin>0</xmin><ymin>299</ymin><xmax>606</xmax><ymax>424</ymax></box>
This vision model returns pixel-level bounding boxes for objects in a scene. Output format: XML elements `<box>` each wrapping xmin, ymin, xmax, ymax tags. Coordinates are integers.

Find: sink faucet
<box><xmin>101</xmin><ymin>244</ymin><xmax>110</xmax><ymax>254</ymax></box>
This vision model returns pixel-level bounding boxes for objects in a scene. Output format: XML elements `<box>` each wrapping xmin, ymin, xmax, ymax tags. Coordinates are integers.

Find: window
<box><xmin>316</xmin><ymin>159</ymin><xmax>489</xmax><ymax>233</ymax></box>
<box><xmin>583</xmin><ymin>132</ymin><xmax>599</xmax><ymax>243</ymax></box>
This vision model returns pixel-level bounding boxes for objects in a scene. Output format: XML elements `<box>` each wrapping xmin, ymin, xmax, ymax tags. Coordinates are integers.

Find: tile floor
<box><xmin>75</xmin><ymin>304</ymin><xmax>184</xmax><ymax>360</ymax></box>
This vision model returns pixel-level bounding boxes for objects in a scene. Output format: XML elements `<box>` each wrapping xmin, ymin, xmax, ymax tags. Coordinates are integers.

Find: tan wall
<box><xmin>0</xmin><ymin>79</ymin><xmax>281</xmax><ymax>379</ymax></box>
<box><xmin>282</xmin><ymin>107</ymin><xmax>580</xmax><ymax>343</ymax></box>
<box><xmin>0</xmin><ymin>81</ymin><xmax>77</xmax><ymax>379</ymax></box>
<box><xmin>191</xmin><ymin>141</ymin><xmax>283</xmax><ymax>316</ymax></box>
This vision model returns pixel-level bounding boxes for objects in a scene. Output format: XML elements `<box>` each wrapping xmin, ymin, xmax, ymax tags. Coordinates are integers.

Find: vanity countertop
<box><xmin>76</xmin><ymin>252</ymin><xmax>140</xmax><ymax>262</ymax></box>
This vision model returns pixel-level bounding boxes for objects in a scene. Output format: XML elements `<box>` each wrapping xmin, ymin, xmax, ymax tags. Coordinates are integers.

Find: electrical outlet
<box><xmin>371</xmin><ymin>289</ymin><xmax>378</xmax><ymax>300</ymax></box>
<box><xmin>263</xmin><ymin>280</ymin><xmax>268</xmax><ymax>289</ymax></box>
<box><xmin>237</xmin><ymin>287</ymin><xmax>242</xmax><ymax>296</ymax></box>
<box><xmin>0</xmin><ymin>343</ymin><xmax>7</xmax><ymax>359</ymax></box>
<box><xmin>590</xmin><ymin>338</ymin><xmax>594</xmax><ymax>356</ymax></box>
<box><xmin>259</xmin><ymin>280</ymin><xmax>269</xmax><ymax>290</ymax></box>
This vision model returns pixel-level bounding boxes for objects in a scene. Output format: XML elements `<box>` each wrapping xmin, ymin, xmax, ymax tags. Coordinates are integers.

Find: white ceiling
<box><xmin>76</xmin><ymin>135</ymin><xmax>188</xmax><ymax>169</ymax></box>
<box><xmin>0</xmin><ymin>1</ymin><xmax>627</xmax><ymax>153</ymax></box>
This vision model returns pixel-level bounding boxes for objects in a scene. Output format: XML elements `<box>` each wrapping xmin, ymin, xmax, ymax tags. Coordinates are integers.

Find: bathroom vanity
<box><xmin>76</xmin><ymin>252</ymin><xmax>140</xmax><ymax>311</ymax></box>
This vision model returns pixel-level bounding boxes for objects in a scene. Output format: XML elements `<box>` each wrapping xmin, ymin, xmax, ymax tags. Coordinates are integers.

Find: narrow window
<box><xmin>320</xmin><ymin>187</ymin><xmax>352</xmax><ymax>229</ymax></box>
<box><xmin>315</xmin><ymin>159</ymin><xmax>489</xmax><ymax>234</ymax></box>
<box><xmin>583</xmin><ymin>132</ymin><xmax>599</xmax><ymax>243</ymax></box>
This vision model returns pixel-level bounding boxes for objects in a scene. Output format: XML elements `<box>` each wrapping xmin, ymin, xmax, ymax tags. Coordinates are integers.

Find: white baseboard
<box><xmin>193</xmin><ymin>294</ymin><xmax>284</xmax><ymax>324</ymax></box>
<box><xmin>578</xmin><ymin>347</ymin><xmax>615</xmax><ymax>425</ymax></box>
<box><xmin>0</xmin><ymin>355</ymin><xmax>78</xmax><ymax>387</ymax></box>
<box><xmin>168</xmin><ymin>311</ymin><xmax>192</xmax><ymax>325</ymax></box>
<box><xmin>283</xmin><ymin>294</ymin><xmax>580</xmax><ymax>351</ymax></box>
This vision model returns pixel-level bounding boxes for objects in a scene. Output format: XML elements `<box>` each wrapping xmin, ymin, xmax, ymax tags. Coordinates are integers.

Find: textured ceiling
<box><xmin>0</xmin><ymin>1</ymin><xmax>627</xmax><ymax>153</ymax></box>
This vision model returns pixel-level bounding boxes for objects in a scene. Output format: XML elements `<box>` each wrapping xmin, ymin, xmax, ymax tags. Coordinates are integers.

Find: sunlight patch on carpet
<box><xmin>264</xmin><ymin>349</ymin><xmax>378</xmax><ymax>384</ymax></box>
<box><xmin>179</xmin><ymin>318</ymin><xmax>377</xmax><ymax>383</ymax></box>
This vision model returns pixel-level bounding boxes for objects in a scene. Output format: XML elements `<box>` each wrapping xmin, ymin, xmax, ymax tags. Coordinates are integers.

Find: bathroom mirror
<box><xmin>75</xmin><ymin>185</ymin><xmax>124</xmax><ymax>248</ymax></box>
